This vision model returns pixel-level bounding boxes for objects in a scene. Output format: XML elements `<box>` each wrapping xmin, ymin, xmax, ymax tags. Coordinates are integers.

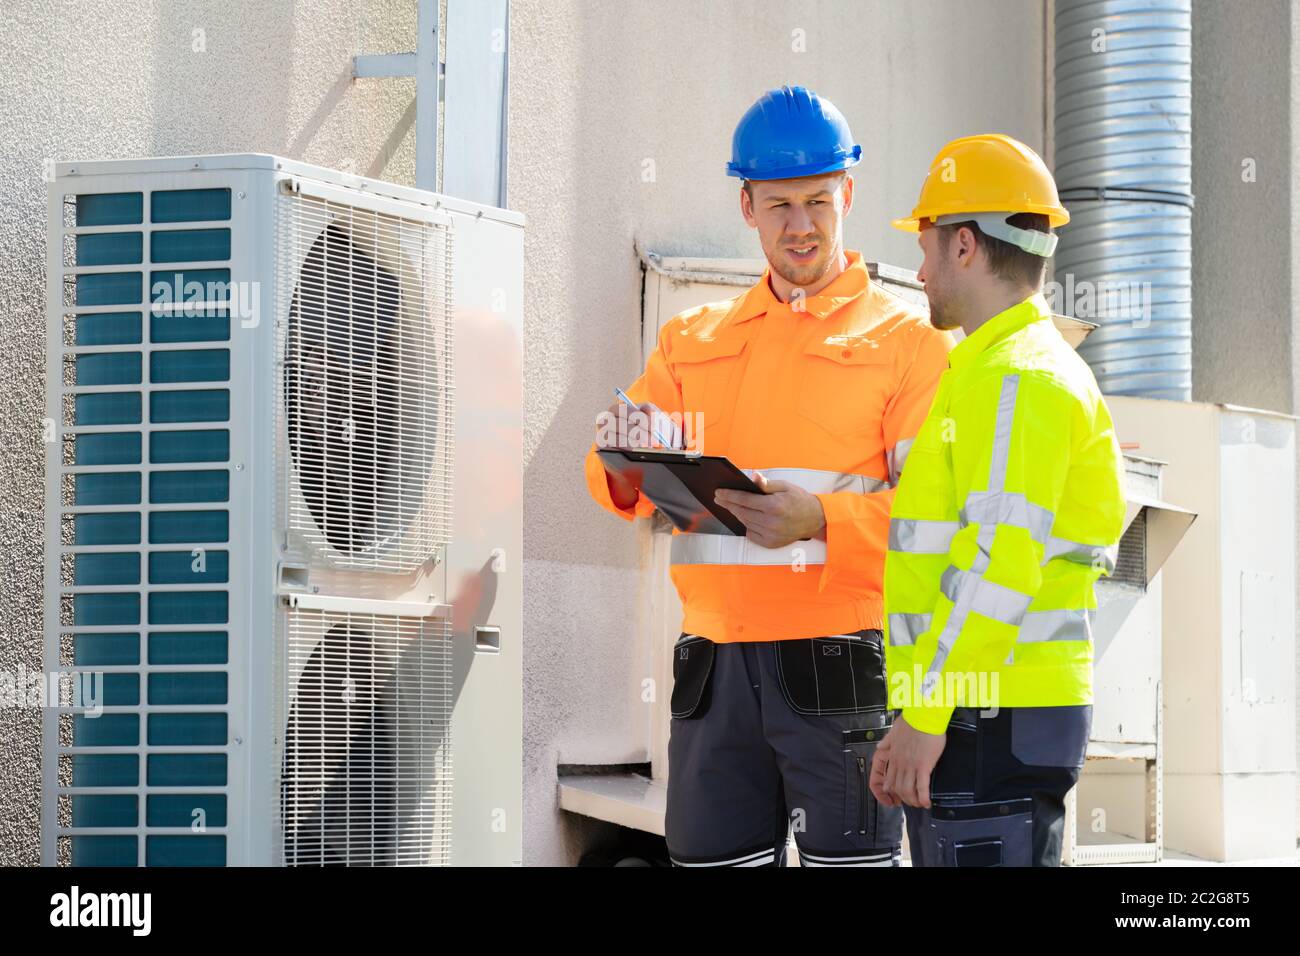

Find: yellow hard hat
<box><xmin>892</xmin><ymin>133</ymin><xmax>1070</xmax><ymax>233</ymax></box>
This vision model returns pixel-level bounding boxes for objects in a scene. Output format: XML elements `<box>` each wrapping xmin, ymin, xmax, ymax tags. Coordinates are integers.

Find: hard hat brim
<box><xmin>726</xmin><ymin>154</ymin><xmax>861</xmax><ymax>181</ymax></box>
<box><xmin>894</xmin><ymin>202</ymin><xmax>1070</xmax><ymax>231</ymax></box>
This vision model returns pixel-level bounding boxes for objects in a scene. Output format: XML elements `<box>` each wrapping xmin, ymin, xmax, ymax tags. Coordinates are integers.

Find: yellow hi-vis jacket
<box><xmin>884</xmin><ymin>293</ymin><xmax>1126</xmax><ymax>734</ymax></box>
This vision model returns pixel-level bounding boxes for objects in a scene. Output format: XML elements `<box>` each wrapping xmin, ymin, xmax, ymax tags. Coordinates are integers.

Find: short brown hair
<box><xmin>937</xmin><ymin>212</ymin><xmax>1052</xmax><ymax>287</ymax></box>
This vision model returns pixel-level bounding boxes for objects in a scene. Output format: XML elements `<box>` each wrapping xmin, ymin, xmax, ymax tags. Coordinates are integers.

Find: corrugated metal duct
<box><xmin>1054</xmin><ymin>0</ymin><xmax>1193</xmax><ymax>400</ymax></box>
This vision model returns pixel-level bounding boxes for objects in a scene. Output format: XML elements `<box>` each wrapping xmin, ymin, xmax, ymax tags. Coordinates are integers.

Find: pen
<box><xmin>614</xmin><ymin>386</ymin><xmax>676</xmax><ymax>448</ymax></box>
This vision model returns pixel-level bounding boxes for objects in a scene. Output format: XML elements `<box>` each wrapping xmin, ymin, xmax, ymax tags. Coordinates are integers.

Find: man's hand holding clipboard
<box><xmin>714</xmin><ymin>473</ymin><xmax>828</xmax><ymax>549</ymax></box>
<box><xmin>594</xmin><ymin>388</ymin><xmax>826</xmax><ymax>546</ymax></box>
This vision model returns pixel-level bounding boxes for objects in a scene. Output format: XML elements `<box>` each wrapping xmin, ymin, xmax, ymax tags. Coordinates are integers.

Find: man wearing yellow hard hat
<box><xmin>868</xmin><ymin>134</ymin><xmax>1127</xmax><ymax>866</ymax></box>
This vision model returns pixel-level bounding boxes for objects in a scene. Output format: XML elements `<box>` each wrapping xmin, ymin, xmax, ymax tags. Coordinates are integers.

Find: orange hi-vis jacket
<box><xmin>584</xmin><ymin>251</ymin><xmax>952</xmax><ymax>643</ymax></box>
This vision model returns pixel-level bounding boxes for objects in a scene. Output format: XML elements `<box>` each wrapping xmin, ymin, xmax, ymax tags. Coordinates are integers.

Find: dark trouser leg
<box><xmin>758</xmin><ymin>632</ymin><xmax>904</xmax><ymax>867</ymax></box>
<box><xmin>904</xmin><ymin>705</ymin><xmax>1091</xmax><ymax>867</ymax></box>
<box><xmin>664</xmin><ymin>635</ymin><xmax>787</xmax><ymax>866</ymax></box>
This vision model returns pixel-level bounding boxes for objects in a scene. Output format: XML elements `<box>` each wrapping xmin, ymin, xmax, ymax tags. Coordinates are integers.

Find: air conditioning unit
<box><xmin>42</xmin><ymin>154</ymin><xmax>523</xmax><ymax>866</ymax></box>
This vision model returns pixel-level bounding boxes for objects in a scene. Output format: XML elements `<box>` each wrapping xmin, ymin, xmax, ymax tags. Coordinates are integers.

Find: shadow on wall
<box><xmin>142</xmin><ymin>0</ymin><xmax>427</xmax><ymax>287</ymax></box>
<box><xmin>149</xmin><ymin>3</ymin><xmax>415</xmax><ymax>206</ymax></box>
<box><xmin>365</xmin><ymin>97</ymin><xmax>416</xmax><ymax>180</ymax></box>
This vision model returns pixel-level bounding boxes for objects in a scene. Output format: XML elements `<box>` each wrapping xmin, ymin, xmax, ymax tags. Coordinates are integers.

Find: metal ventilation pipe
<box><xmin>1053</xmin><ymin>0</ymin><xmax>1193</xmax><ymax>400</ymax></box>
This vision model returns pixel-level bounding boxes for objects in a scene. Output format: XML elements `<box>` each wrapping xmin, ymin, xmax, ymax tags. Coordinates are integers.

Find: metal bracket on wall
<box><xmin>353</xmin><ymin>0</ymin><xmax>443</xmax><ymax>192</ymax></box>
<box><xmin>352</xmin><ymin>0</ymin><xmax>511</xmax><ymax>207</ymax></box>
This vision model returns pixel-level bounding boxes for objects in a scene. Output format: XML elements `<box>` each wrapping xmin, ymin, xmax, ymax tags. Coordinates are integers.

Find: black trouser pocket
<box><xmin>913</xmin><ymin>798</ymin><xmax>1034</xmax><ymax>867</ymax></box>
<box><xmin>842</xmin><ymin>723</ymin><xmax>903</xmax><ymax>846</ymax></box>
<box><xmin>774</xmin><ymin>631</ymin><xmax>886</xmax><ymax>716</ymax></box>
<box><xmin>670</xmin><ymin>634</ymin><xmax>716</xmax><ymax>719</ymax></box>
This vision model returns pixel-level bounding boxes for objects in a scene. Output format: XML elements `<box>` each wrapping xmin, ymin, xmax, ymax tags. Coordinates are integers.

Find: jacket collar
<box><xmin>728</xmin><ymin>249</ymin><xmax>871</xmax><ymax>325</ymax></box>
<box><xmin>948</xmin><ymin>292</ymin><xmax>1051</xmax><ymax>371</ymax></box>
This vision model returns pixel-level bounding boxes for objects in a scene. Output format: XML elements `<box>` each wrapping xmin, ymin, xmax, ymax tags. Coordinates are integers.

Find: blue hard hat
<box><xmin>726</xmin><ymin>86</ymin><xmax>862</xmax><ymax>181</ymax></box>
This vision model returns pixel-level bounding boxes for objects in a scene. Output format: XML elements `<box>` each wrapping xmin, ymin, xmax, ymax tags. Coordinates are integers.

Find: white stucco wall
<box><xmin>1</xmin><ymin>0</ymin><xmax>1065</xmax><ymax>867</ymax></box>
<box><xmin>1188</xmin><ymin>0</ymin><xmax>1300</xmax><ymax>833</ymax></box>
<box><xmin>509</xmin><ymin>0</ymin><xmax>1048</xmax><ymax>864</ymax></box>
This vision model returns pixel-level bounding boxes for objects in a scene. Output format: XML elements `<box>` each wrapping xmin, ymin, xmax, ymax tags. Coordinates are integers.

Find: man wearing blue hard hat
<box><xmin>585</xmin><ymin>86</ymin><xmax>951</xmax><ymax>866</ymax></box>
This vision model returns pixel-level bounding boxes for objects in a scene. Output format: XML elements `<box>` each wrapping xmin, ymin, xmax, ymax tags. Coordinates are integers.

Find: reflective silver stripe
<box><xmin>887</xmin><ymin>613</ymin><xmax>931</xmax><ymax>646</ymax></box>
<box><xmin>961</xmin><ymin>492</ymin><xmax>1055</xmax><ymax>545</ymax></box>
<box><xmin>670</xmin><ymin>533</ymin><xmax>825</xmax><ymax>566</ymax></box>
<box><xmin>670</xmin><ymin>466</ymin><xmax>885</xmax><ymax>567</ymax></box>
<box><xmin>1017</xmin><ymin>608</ymin><xmax>1095</xmax><ymax>643</ymax></box>
<box><xmin>894</xmin><ymin>609</ymin><xmax>1090</xmax><ymax>647</ymax></box>
<box><xmin>941</xmin><ymin>567</ymin><xmax>1029</xmax><ymax>629</ymax></box>
<box><xmin>889</xmin><ymin>518</ymin><xmax>960</xmax><ymax>554</ymax></box>
<box><xmin>671</xmin><ymin>847</ymin><xmax>776</xmax><ymax>867</ymax></box>
<box><xmin>887</xmin><ymin>437</ymin><xmax>915</xmax><ymax>486</ymax></box>
<box><xmin>799</xmin><ymin>849</ymin><xmax>898</xmax><ymax>867</ymax></box>
<box><xmin>799</xmin><ymin>849</ymin><xmax>897</xmax><ymax>863</ymax></box>
<box><xmin>939</xmin><ymin>566</ymin><xmax>1034</xmax><ymax>624</ymax></box>
<box><xmin>970</xmin><ymin>522</ymin><xmax>997</xmax><ymax>575</ymax></box>
<box><xmin>925</xmin><ymin>565</ymin><xmax>1035</xmax><ymax>685</ymax></box>
<box><xmin>1043</xmin><ymin>537</ymin><xmax>1118</xmax><ymax>575</ymax></box>
<box><xmin>753</xmin><ymin>466</ymin><xmax>889</xmax><ymax>495</ymax></box>
<box><xmin>969</xmin><ymin>375</ymin><xmax>1042</xmax><ymax>577</ymax></box>
<box><xmin>988</xmin><ymin>374</ymin><xmax>1020</xmax><ymax>493</ymax></box>
<box><xmin>923</xmin><ymin>377</ymin><xmax>1033</xmax><ymax>688</ymax></box>
<box><xmin>799</xmin><ymin>858</ymin><xmax>895</xmax><ymax>867</ymax></box>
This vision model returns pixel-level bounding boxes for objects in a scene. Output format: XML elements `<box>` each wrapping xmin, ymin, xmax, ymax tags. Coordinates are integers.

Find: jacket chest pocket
<box><xmin>895</xmin><ymin>402</ymin><xmax>956</xmax><ymax>501</ymax></box>
<box><xmin>907</xmin><ymin>409</ymin><xmax>954</xmax><ymax>465</ymax></box>
<box><xmin>671</xmin><ymin>334</ymin><xmax>750</xmax><ymax>442</ymax></box>
<box><xmin>796</xmin><ymin>339</ymin><xmax>890</xmax><ymax>437</ymax></box>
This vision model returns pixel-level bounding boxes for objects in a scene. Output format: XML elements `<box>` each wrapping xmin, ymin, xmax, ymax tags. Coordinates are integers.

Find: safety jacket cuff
<box><xmin>902</xmin><ymin>704</ymin><xmax>955</xmax><ymax>736</ymax></box>
<box><xmin>813</xmin><ymin>492</ymin><xmax>842</xmax><ymax>593</ymax></box>
<box><xmin>584</xmin><ymin>444</ymin><xmax>653</xmax><ymax>521</ymax></box>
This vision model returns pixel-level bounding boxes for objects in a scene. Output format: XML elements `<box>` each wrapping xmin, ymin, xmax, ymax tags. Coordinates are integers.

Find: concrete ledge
<box><xmin>557</xmin><ymin>772</ymin><xmax>666</xmax><ymax>836</ymax></box>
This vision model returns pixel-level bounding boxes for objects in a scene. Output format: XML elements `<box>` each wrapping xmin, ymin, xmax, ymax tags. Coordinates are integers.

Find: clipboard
<box><xmin>595</xmin><ymin>448</ymin><xmax>764</xmax><ymax>535</ymax></box>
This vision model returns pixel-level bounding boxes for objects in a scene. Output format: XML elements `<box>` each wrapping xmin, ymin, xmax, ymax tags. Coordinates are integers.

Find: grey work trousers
<box><xmin>664</xmin><ymin>630</ymin><xmax>903</xmax><ymax>867</ymax></box>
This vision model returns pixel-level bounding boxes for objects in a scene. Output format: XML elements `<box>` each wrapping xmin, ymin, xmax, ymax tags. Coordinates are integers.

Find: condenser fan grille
<box><xmin>278</xmin><ymin>609</ymin><xmax>453</xmax><ymax>866</ymax></box>
<box><xmin>276</xmin><ymin>189</ymin><xmax>453</xmax><ymax>572</ymax></box>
